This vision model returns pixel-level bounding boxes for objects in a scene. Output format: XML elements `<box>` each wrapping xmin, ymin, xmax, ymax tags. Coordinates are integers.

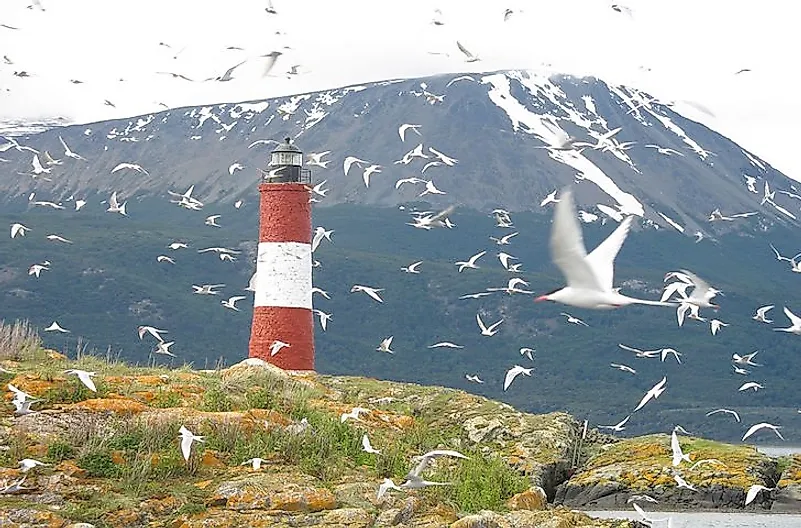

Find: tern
<box><xmin>192</xmin><ymin>284</ymin><xmax>225</xmax><ymax>295</ymax></box>
<box><xmin>476</xmin><ymin>313</ymin><xmax>503</xmax><ymax>336</ymax></box>
<box><xmin>44</xmin><ymin>321</ymin><xmax>70</xmax><ymax>333</ymax></box>
<box><xmin>752</xmin><ymin>305</ymin><xmax>774</xmax><ymax>323</ymax></box>
<box><xmin>343</xmin><ymin>156</ymin><xmax>368</xmax><ymax>176</ymax></box>
<box><xmin>28</xmin><ymin>264</ymin><xmax>49</xmax><ymax>278</ymax></box>
<box><xmin>18</xmin><ymin>458</ymin><xmax>46</xmax><ymax>472</ymax></box>
<box><xmin>401</xmin><ymin>261</ymin><xmax>423</xmax><ymax>274</ymax></box>
<box><xmin>561</xmin><ymin>312</ymin><xmax>589</xmax><ymax>327</ymax></box>
<box><xmin>157</xmin><ymin>255</ymin><xmax>175</xmax><ymax>264</ymax></box>
<box><xmin>520</xmin><ymin>347</ymin><xmax>535</xmax><ymax>361</ymax></box>
<box><xmin>618</xmin><ymin>343</ymin><xmax>662</xmax><ymax>359</ymax></box>
<box><xmin>742</xmin><ymin>422</ymin><xmax>784</xmax><ymax>442</ymax></box>
<box><xmin>706</xmin><ymin>409</ymin><xmax>741</xmax><ymax>423</ymax></box>
<box><xmin>306</xmin><ymin>151</ymin><xmax>331</xmax><ymax>168</ymax></box>
<box><xmin>269</xmin><ymin>340</ymin><xmax>291</xmax><ymax>356</ymax></box>
<box><xmin>311</xmin><ymin>180</ymin><xmax>329</xmax><ymax>197</ymax></box>
<box><xmin>673</xmin><ymin>473</ymin><xmax>697</xmax><ymax>491</ymax></box>
<box><xmin>732</xmin><ymin>351</ymin><xmax>762</xmax><ymax>367</ymax></box>
<box><xmin>738</xmin><ymin>381</ymin><xmax>764</xmax><ymax>392</ymax></box>
<box><xmin>535</xmin><ymin>188</ymin><xmax>673</xmax><ymax>309</ymax></box>
<box><xmin>418</xmin><ymin>180</ymin><xmax>446</xmax><ymax>197</ymax></box>
<box><xmin>154</xmin><ymin>341</ymin><xmax>176</xmax><ymax>357</ymax></box>
<box><xmin>503</xmin><ymin>365</ymin><xmax>533</xmax><ymax>391</ymax></box>
<box><xmin>428</xmin><ymin>342</ymin><xmax>463</xmax><ymax>349</ymax></box>
<box><xmin>10</xmin><ymin>223</ymin><xmax>31</xmax><ymax>238</ymax></box>
<box><xmin>774</xmin><ymin>307</ymin><xmax>801</xmax><ymax>334</ymax></box>
<box><xmin>398</xmin><ymin>124</ymin><xmax>422</xmax><ymax>142</ymax></box>
<box><xmin>111</xmin><ymin>162</ymin><xmax>149</xmax><ymax>175</ymax></box>
<box><xmin>46</xmin><ymin>234</ymin><xmax>72</xmax><ymax>243</ymax></box>
<box><xmin>455</xmin><ymin>250</ymin><xmax>486</xmax><ymax>272</ymax></box>
<box><xmin>376</xmin><ymin>336</ymin><xmax>395</xmax><ymax>354</ymax></box>
<box><xmin>745</xmin><ymin>485</ymin><xmax>774</xmax><ymax>506</ymax></box>
<box><xmin>350</xmin><ymin>285</ymin><xmax>384</xmax><ymax>303</ymax></box>
<box><xmin>311</xmin><ymin>227</ymin><xmax>334</xmax><ymax>252</ymax></box>
<box><xmin>106</xmin><ymin>191</ymin><xmax>128</xmax><ymax>216</ymax></box>
<box><xmin>456</xmin><ymin>41</ymin><xmax>480</xmax><ymax>62</ymax></box>
<box><xmin>64</xmin><ymin>369</ymin><xmax>97</xmax><ymax>392</ymax></box>
<box><xmin>633</xmin><ymin>377</ymin><xmax>667</xmax><ymax>412</ymax></box>
<box><xmin>490</xmin><ymin>232</ymin><xmax>519</xmax><ymax>245</ymax></box>
<box><xmin>138</xmin><ymin>325</ymin><xmax>168</xmax><ymax>342</ymax></box>
<box><xmin>671</xmin><ymin>429</ymin><xmax>691</xmax><ymax>466</ymax></box>
<box><xmin>540</xmin><ymin>190</ymin><xmax>560</xmax><ymax>207</ymax></box>
<box><xmin>400</xmin><ymin>449</ymin><xmax>468</xmax><ymax>491</ymax></box>
<box><xmin>205</xmin><ymin>215</ymin><xmax>222</xmax><ymax>227</ymax></box>
<box><xmin>228</xmin><ymin>162</ymin><xmax>243</xmax><ymax>175</ymax></box>
<box><xmin>362</xmin><ymin>434</ymin><xmax>381</xmax><ymax>454</ymax></box>
<box><xmin>677</xmin><ymin>269</ymin><xmax>721</xmax><ymax>310</ymax></box>
<box><xmin>313</xmin><ymin>309</ymin><xmax>332</xmax><ymax>331</ymax></box>
<box><xmin>610</xmin><ymin>363</ymin><xmax>636</xmax><ymax>374</ymax></box>
<box><xmin>221</xmin><ymin>296</ymin><xmax>247</xmax><ymax>311</ymax></box>
<box><xmin>362</xmin><ymin>165</ymin><xmax>383</xmax><ymax>188</ymax></box>
<box><xmin>710</xmin><ymin>319</ymin><xmax>728</xmax><ymax>335</ymax></box>
<box><xmin>178</xmin><ymin>425</ymin><xmax>204</xmax><ymax>461</ymax></box>
<box><xmin>599</xmin><ymin>415</ymin><xmax>631</xmax><ymax>432</ymax></box>
<box><xmin>465</xmin><ymin>374</ymin><xmax>484</xmax><ymax>383</ymax></box>
<box><xmin>241</xmin><ymin>458</ymin><xmax>267</xmax><ymax>470</ymax></box>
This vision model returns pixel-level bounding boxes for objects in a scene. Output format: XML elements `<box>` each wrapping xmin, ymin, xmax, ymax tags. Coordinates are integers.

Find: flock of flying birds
<box><xmin>0</xmin><ymin>1</ymin><xmax>796</xmax><ymax>513</ymax></box>
<box><xmin>2</xmin><ymin>112</ymin><xmax>799</xmax><ymax>512</ymax></box>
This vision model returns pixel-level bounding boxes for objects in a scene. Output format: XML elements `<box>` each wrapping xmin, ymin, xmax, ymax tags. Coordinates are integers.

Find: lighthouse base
<box><xmin>249</xmin><ymin>306</ymin><xmax>315</xmax><ymax>371</ymax></box>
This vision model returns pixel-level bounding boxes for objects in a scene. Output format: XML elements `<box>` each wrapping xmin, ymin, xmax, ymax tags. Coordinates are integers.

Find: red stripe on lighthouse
<box><xmin>249</xmin><ymin>182</ymin><xmax>315</xmax><ymax>371</ymax></box>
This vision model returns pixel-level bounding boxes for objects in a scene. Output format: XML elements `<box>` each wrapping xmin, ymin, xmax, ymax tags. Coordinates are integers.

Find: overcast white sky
<box><xmin>1</xmin><ymin>0</ymin><xmax>799</xmax><ymax>177</ymax></box>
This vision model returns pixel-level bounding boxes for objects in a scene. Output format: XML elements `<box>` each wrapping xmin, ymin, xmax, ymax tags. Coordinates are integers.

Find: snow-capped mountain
<box><xmin>1</xmin><ymin>69</ymin><xmax>797</xmax><ymax>237</ymax></box>
<box><xmin>1</xmin><ymin>0</ymin><xmax>799</xmax><ymax>180</ymax></box>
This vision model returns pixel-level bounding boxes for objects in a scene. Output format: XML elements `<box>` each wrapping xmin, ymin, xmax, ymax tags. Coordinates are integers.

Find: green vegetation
<box><xmin>0</xmin><ymin>341</ymin><xmax>569</xmax><ymax>526</ymax></box>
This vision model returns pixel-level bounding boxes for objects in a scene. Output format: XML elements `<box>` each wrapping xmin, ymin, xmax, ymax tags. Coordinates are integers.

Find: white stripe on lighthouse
<box><xmin>253</xmin><ymin>241</ymin><xmax>312</xmax><ymax>309</ymax></box>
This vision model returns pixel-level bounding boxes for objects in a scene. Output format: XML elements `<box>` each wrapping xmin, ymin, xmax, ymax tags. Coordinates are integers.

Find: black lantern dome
<box><xmin>265</xmin><ymin>137</ymin><xmax>310</xmax><ymax>183</ymax></box>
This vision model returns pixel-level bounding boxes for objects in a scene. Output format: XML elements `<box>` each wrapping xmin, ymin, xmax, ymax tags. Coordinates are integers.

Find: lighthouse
<box><xmin>248</xmin><ymin>137</ymin><xmax>315</xmax><ymax>371</ymax></box>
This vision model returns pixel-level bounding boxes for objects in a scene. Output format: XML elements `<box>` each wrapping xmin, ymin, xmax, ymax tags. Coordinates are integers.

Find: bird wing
<box><xmin>549</xmin><ymin>188</ymin><xmax>604</xmax><ymax>291</ymax></box>
<box><xmin>680</xmin><ymin>270</ymin><xmax>714</xmax><ymax>302</ymax></box>
<box><xmin>503</xmin><ymin>367</ymin><xmax>520</xmax><ymax>391</ymax></box>
<box><xmin>475</xmin><ymin>313</ymin><xmax>487</xmax><ymax>332</ymax></box>
<box><xmin>456</xmin><ymin>41</ymin><xmax>473</xmax><ymax>58</ymax></box>
<box><xmin>783</xmin><ymin>306</ymin><xmax>801</xmax><ymax>327</ymax></box>
<box><xmin>585</xmin><ymin>215</ymin><xmax>633</xmax><ymax>292</ymax></box>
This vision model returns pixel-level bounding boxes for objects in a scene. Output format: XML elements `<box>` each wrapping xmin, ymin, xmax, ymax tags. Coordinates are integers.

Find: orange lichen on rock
<box><xmin>269</xmin><ymin>488</ymin><xmax>338</xmax><ymax>512</ymax></box>
<box><xmin>5</xmin><ymin>374</ymin><xmax>58</xmax><ymax>399</ymax></box>
<box><xmin>201</xmin><ymin>450</ymin><xmax>226</xmax><ymax>468</ymax></box>
<box><xmin>104</xmin><ymin>509</ymin><xmax>143</xmax><ymax>526</ymax></box>
<box><xmin>44</xmin><ymin>349</ymin><xmax>67</xmax><ymax>360</ymax></box>
<box><xmin>105</xmin><ymin>374</ymin><xmax>168</xmax><ymax>386</ymax></box>
<box><xmin>65</xmin><ymin>397</ymin><xmax>149</xmax><ymax>414</ymax></box>
<box><xmin>54</xmin><ymin>460</ymin><xmax>87</xmax><ymax>478</ymax></box>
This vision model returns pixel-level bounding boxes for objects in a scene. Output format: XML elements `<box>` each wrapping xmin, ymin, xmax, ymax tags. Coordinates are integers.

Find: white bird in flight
<box><xmin>742</xmin><ymin>422</ymin><xmax>784</xmax><ymax>442</ymax></box>
<box><xmin>269</xmin><ymin>340</ymin><xmax>291</xmax><ymax>356</ymax></box>
<box><xmin>107</xmin><ymin>191</ymin><xmax>127</xmax><ymax>216</ymax></box>
<box><xmin>58</xmin><ymin>135</ymin><xmax>87</xmax><ymax>160</ymax></box>
<box><xmin>476</xmin><ymin>313</ymin><xmax>503</xmax><ymax>336</ymax></box>
<box><xmin>455</xmin><ymin>250</ymin><xmax>486</xmax><ymax>272</ymax></box>
<box><xmin>401</xmin><ymin>261</ymin><xmax>423</xmax><ymax>274</ymax></box>
<box><xmin>350</xmin><ymin>285</ymin><xmax>384</xmax><ymax>303</ymax></box>
<box><xmin>138</xmin><ymin>325</ymin><xmax>168</xmax><ymax>342</ymax></box>
<box><xmin>610</xmin><ymin>363</ymin><xmax>636</xmax><ymax>374</ymax></box>
<box><xmin>44</xmin><ymin>321</ymin><xmax>70</xmax><ymax>333</ymax></box>
<box><xmin>503</xmin><ymin>365</ymin><xmax>533</xmax><ymax>391</ymax></box>
<box><xmin>64</xmin><ymin>369</ymin><xmax>97</xmax><ymax>392</ymax></box>
<box><xmin>311</xmin><ymin>226</ymin><xmax>334</xmax><ymax>252</ymax></box>
<box><xmin>178</xmin><ymin>425</ymin><xmax>204</xmax><ymax>461</ymax></box>
<box><xmin>11</xmin><ymin>223</ymin><xmax>31</xmax><ymax>238</ymax></box>
<box><xmin>221</xmin><ymin>295</ymin><xmax>247</xmax><ymax>311</ymax></box>
<box><xmin>111</xmin><ymin>162</ymin><xmax>149</xmax><ymax>176</ymax></box>
<box><xmin>561</xmin><ymin>312</ymin><xmax>589</xmax><ymax>327</ymax></box>
<box><xmin>706</xmin><ymin>409</ymin><xmax>741</xmax><ymax>422</ymax></box>
<box><xmin>733</xmin><ymin>351</ymin><xmax>762</xmax><ymax>367</ymax></box>
<box><xmin>398</xmin><ymin>123</ymin><xmax>422</xmax><ymax>142</ymax></box>
<box><xmin>535</xmin><ymin>188</ymin><xmax>673</xmax><ymax>309</ymax></box>
<box><xmin>774</xmin><ymin>307</ymin><xmax>801</xmax><ymax>335</ymax></box>
<box><xmin>428</xmin><ymin>342</ymin><xmax>463</xmax><ymax>349</ymax></box>
<box><xmin>362</xmin><ymin>164</ymin><xmax>383</xmax><ymax>188</ymax></box>
<box><xmin>376</xmin><ymin>336</ymin><xmax>395</xmax><ymax>354</ymax></box>
<box><xmin>633</xmin><ymin>376</ymin><xmax>667</xmax><ymax>412</ymax></box>
<box><xmin>456</xmin><ymin>41</ymin><xmax>480</xmax><ymax>62</ymax></box>
<box><xmin>205</xmin><ymin>215</ymin><xmax>222</xmax><ymax>227</ymax></box>
<box><xmin>362</xmin><ymin>434</ymin><xmax>381</xmax><ymax>454</ymax></box>
<box><xmin>752</xmin><ymin>305</ymin><xmax>774</xmax><ymax>323</ymax></box>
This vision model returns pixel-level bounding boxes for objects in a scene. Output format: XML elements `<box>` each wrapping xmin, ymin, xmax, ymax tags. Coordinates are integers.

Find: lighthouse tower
<box><xmin>248</xmin><ymin>137</ymin><xmax>315</xmax><ymax>371</ymax></box>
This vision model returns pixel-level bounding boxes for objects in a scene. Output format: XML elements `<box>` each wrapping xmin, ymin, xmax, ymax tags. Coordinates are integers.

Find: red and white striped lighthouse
<box><xmin>248</xmin><ymin>137</ymin><xmax>315</xmax><ymax>371</ymax></box>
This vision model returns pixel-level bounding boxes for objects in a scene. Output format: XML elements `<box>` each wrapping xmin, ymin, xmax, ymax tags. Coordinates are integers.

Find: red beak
<box><xmin>534</xmin><ymin>295</ymin><xmax>548</xmax><ymax>303</ymax></box>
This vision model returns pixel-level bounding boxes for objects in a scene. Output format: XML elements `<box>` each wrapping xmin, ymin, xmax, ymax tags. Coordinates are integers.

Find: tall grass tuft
<box><xmin>0</xmin><ymin>319</ymin><xmax>42</xmax><ymax>361</ymax></box>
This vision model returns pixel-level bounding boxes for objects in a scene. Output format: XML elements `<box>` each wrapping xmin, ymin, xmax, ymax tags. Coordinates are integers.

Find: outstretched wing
<box><xmin>549</xmin><ymin>188</ymin><xmax>603</xmax><ymax>290</ymax></box>
<box><xmin>585</xmin><ymin>215</ymin><xmax>633</xmax><ymax>292</ymax></box>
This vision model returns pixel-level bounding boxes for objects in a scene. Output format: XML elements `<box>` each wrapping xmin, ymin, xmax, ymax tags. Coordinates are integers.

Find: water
<box><xmin>756</xmin><ymin>445</ymin><xmax>801</xmax><ymax>458</ymax></box>
<box><xmin>587</xmin><ymin>511</ymin><xmax>801</xmax><ymax>527</ymax></box>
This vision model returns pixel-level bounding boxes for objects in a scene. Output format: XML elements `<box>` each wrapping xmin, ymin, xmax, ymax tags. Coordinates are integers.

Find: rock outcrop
<box><xmin>0</xmin><ymin>351</ymin><xmax>641</xmax><ymax>527</ymax></box>
<box><xmin>556</xmin><ymin>434</ymin><xmax>780</xmax><ymax>511</ymax></box>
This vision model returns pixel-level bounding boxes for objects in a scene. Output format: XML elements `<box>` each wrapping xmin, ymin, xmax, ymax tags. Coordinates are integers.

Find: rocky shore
<box><xmin>0</xmin><ymin>345</ymin><xmax>795</xmax><ymax>527</ymax></box>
